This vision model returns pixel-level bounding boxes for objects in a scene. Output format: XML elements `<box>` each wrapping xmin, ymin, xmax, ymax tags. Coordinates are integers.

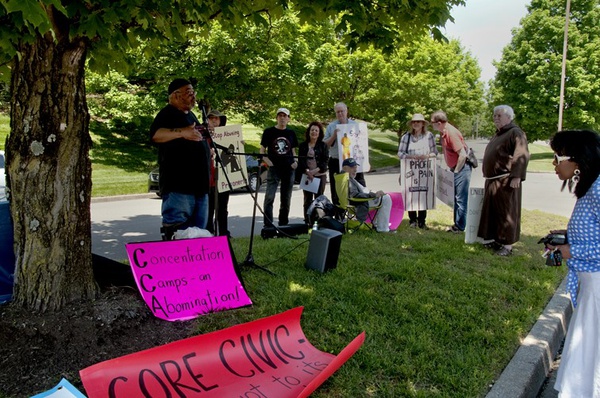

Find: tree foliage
<box><xmin>491</xmin><ymin>0</ymin><xmax>600</xmax><ymax>140</ymax></box>
<box><xmin>120</xmin><ymin>14</ymin><xmax>484</xmax><ymax>134</ymax></box>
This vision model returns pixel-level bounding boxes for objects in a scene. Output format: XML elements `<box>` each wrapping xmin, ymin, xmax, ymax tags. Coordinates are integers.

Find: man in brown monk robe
<box><xmin>478</xmin><ymin>105</ymin><xmax>530</xmax><ymax>256</ymax></box>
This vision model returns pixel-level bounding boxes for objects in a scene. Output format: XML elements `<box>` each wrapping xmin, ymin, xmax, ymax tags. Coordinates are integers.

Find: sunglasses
<box><xmin>554</xmin><ymin>154</ymin><xmax>572</xmax><ymax>164</ymax></box>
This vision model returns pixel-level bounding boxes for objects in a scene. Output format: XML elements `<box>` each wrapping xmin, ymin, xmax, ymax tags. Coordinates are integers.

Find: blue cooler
<box><xmin>0</xmin><ymin>201</ymin><xmax>15</xmax><ymax>304</ymax></box>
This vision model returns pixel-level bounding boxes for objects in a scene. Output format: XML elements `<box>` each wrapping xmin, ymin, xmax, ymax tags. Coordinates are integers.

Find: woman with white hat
<box><xmin>397</xmin><ymin>113</ymin><xmax>438</xmax><ymax>229</ymax></box>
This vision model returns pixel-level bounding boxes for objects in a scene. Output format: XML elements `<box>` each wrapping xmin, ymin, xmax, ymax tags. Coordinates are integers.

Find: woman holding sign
<box><xmin>298</xmin><ymin>121</ymin><xmax>329</xmax><ymax>225</ymax></box>
<box><xmin>397</xmin><ymin>113</ymin><xmax>438</xmax><ymax>229</ymax></box>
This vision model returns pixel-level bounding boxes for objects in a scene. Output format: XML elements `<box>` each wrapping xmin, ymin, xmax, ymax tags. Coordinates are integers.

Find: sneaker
<box><xmin>446</xmin><ymin>225</ymin><xmax>461</xmax><ymax>233</ymax></box>
<box><xmin>409</xmin><ymin>221</ymin><xmax>418</xmax><ymax>228</ymax></box>
<box><xmin>418</xmin><ymin>223</ymin><xmax>429</xmax><ymax>230</ymax></box>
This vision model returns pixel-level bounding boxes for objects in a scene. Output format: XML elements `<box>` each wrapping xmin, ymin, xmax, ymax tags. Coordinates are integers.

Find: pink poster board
<box><xmin>126</xmin><ymin>236</ymin><xmax>252</xmax><ymax>321</ymax></box>
<box><xmin>80</xmin><ymin>307</ymin><xmax>365</xmax><ymax>398</ymax></box>
<box><xmin>368</xmin><ymin>192</ymin><xmax>404</xmax><ymax>230</ymax></box>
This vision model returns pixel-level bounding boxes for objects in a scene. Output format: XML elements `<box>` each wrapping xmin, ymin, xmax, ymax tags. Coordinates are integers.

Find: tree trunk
<box><xmin>6</xmin><ymin>31</ymin><xmax>97</xmax><ymax>311</ymax></box>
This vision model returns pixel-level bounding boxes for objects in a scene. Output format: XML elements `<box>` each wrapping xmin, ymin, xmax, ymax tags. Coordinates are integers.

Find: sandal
<box><xmin>495</xmin><ymin>246</ymin><xmax>513</xmax><ymax>256</ymax></box>
<box><xmin>446</xmin><ymin>225</ymin><xmax>461</xmax><ymax>233</ymax></box>
<box><xmin>483</xmin><ymin>241</ymin><xmax>502</xmax><ymax>250</ymax></box>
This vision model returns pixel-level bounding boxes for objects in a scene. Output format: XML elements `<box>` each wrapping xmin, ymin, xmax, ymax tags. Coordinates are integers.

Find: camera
<box><xmin>537</xmin><ymin>233</ymin><xmax>568</xmax><ymax>266</ymax></box>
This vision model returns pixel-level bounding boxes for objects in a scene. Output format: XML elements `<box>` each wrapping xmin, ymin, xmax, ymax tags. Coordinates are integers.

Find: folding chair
<box><xmin>333</xmin><ymin>172</ymin><xmax>382</xmax><ymax>232</ymax></box>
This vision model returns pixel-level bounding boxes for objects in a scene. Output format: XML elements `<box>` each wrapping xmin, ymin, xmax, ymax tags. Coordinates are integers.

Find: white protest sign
<box><xmin>336</xmin><ymin>122</ymin><xmax>370</xmax><ymax>172</ymax></box>
<box><xmin>465</xmin><ymin>187</ymin><xmax>485</xmax><ymax>244</ymax></box>
<box><xmin>436</xmin><ymin>164</ymin><xmax>454</xmax><ymax>208</ymax></box>
<box><xmin>400</xmin><ymin>158</ymin><xmax>436</xmax><ymax>211</ymax></box>
<box><xmin>212</xmin><ymin>124</ymin><xmax>251</xmax><ymax>193</ymax></box>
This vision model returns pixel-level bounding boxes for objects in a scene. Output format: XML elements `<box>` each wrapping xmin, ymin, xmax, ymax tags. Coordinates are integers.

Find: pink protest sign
<box><xmin>126</xmin><ymin>236</ymin><xmax>252</xmax><ymax>321</ymax></box>
<box><xmin>80</xmin><ymin>307</ymin><xmax>366</xmax><ymax>398</ymax></box>
<box><xmin>369</xmin><ymin>192</ymin><xmax>404</xmax><ymax>230</ymax></box>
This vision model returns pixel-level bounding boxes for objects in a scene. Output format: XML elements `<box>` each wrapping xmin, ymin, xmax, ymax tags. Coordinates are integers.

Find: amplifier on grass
<box><xmin>305</xmin><ymin>228</ymin><xmax>342</xmax><ymax>273</ymax></box>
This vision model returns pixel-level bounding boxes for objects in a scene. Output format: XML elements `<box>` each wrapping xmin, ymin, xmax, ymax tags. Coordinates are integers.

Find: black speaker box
<box><xmin>261</xmin><ymin>223</ymin><xmax>308</xmax><ymax>239</ymax></box>
<box><xmin>305</xmin><ymin>229</ymin><xmax>343</xmax><ymax>273</ymax></box>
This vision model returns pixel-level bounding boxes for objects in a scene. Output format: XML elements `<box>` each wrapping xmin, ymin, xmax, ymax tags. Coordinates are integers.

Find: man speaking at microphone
<box><xmin>150</xmin><ymin>78</ymin><xmax>211</xmax><ymax>240</ymax></box>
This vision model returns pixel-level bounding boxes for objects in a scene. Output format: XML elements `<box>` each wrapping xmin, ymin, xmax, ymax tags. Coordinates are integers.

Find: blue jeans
<box><xmin>161</xmin><ymin>192</ymin><xmax>209</xmax><ymax>229</ymax></box>
<box><xmin>264</xmin><ymin>167</ymin><xmax>295</xmax><ymax>227</ymax></box>
<box><xmin>453</xmin><ymin>164</ymin><xmax>472</xmax><ymax>231</ymax></box>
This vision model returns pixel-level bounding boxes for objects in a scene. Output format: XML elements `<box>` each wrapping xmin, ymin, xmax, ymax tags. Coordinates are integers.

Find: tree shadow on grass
<box><xmin>90</xmin><ymin>119</ymin><xmax>157</xmax><ymax>173</ymax></box>
<box><xmin>530</xmin><ymin>152</ymin><xmax>554</xmax><ymax>161</ymax></box>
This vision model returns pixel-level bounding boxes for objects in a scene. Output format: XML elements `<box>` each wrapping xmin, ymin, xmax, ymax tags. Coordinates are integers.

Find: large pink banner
<box><xmin>126</xmin><ymin>237</ymin><xmax>252</xmax><ymax>321</ymax></box>
<box><xmin>80</xmin><ymin>307</ymin><xmax>365</xmax><ymax>398</ymax></box>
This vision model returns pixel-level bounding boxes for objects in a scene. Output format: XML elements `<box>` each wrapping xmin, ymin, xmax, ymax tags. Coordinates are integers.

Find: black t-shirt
<box><xmin>150</xmin><ymin>105</ymin><xmax>210</xmax><ymax>196</ymax></box>
<box><xmin>260</xmin><ymin>126</ymin><xmax>298</xmax><ymax>169</ymax></box>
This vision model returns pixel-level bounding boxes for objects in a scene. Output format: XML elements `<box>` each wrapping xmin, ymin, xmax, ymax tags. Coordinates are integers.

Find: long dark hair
<box><xmin>550</xmin><ymin>129</ymin><xmax>600</xmax><ymax>198</ymax></box>
<box><xmin>305</xmin><ymin>121</ymin><xmax>324</xmax><ymax>142</ymax></box>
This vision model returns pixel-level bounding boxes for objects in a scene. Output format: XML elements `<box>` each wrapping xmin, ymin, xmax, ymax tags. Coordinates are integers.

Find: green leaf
<box><xmin>4</xmin><ymin>0</ymin><xmax>48</xmax><ymax>28</ymax></box>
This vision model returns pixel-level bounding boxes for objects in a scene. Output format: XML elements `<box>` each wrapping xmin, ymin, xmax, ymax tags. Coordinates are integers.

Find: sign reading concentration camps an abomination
<box><xmin>399</xmin><ymin>158</ymin><xmax>436</xmax><ymax>211</ymax></box>
<box><xmin>126</xmin><ymin>237</ymin><xmax>252</xmax><ymax>321</ymax></box>
<box><xmin>80</xmin><ymin>307</ymin><xmax>366</xmax><ymax>398</ymax></box>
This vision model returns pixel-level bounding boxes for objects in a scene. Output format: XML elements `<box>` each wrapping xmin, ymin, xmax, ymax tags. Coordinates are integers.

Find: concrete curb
<box><xmin>91</xmin><ymin>193</ymin><xmax>155</xmax><ymax>203</ymax></box>
<box><xmin>486</xmin><ymin>276</ymin><xmax>572</xmax><ymax>398</ymax></box>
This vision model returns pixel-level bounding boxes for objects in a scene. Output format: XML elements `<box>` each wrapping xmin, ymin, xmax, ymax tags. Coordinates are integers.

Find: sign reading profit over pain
<box><xmin>80</xmin><ymin>307</ymin><xmax>366</xmax><ymax>398</ymax></box>
<box><xmin>400</xmin><ymin>158</ymin><xmax>436</xmax><ymax>211</ymax></box>
<box><xmin>126</xmin><ymin>236</ymin><xmax>252</xmax><ymax>321</ymax></box>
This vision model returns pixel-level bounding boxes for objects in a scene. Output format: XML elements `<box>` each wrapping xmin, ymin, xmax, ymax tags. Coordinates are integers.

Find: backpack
<box><xmin>467</xmin><ymin>147</ymin><xmax>478</xmax><ymax>168</ymax></box>
<box><xmin>317</xmin><ymin>216</ymin><xmax>346</xmax><ymax>234</ymax></box>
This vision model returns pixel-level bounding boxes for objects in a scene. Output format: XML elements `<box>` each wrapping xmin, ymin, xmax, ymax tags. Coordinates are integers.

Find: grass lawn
<box><xmin>212</xmin><ymin>205</ymin><xmax>568</xmax><ymax>397</ymax></box>
<box><xmin>0</xmin><ymin>113</ymin><xmax>569</xmax><ymax>395</ymax></box>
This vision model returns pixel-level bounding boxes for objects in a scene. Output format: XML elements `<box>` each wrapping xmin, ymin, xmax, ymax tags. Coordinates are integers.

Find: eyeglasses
<box><xmin>553</xmin><ymin>154</ymin><xmax>572</xmax><ymax>164</ymax></box>
<box><xmin>174</xmin><ymin>89</ymin><xmax>195</xmax><ymax>96</ymax></box>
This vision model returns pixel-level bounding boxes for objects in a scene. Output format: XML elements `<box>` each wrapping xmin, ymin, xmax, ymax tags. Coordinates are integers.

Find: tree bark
<box><xmin>6</xmin><ymin>31</ymin><xmax>97</xmax><ymax>311</ymax></box>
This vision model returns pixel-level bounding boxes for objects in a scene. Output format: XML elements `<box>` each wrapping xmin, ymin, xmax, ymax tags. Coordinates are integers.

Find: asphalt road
<box><xmin>91</xmin><ymin>139</ymin><xmax>576</xmax><ymax>261</ymax></box>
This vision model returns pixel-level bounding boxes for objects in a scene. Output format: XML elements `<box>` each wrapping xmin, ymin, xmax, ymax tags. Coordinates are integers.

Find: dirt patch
<box><xmin>0</xmin><ymin>288</ymin><xmax>195</xmax><ymax>397</ymax></box>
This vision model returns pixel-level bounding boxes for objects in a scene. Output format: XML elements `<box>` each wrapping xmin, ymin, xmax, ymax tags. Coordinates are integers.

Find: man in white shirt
<box><xmin>324</xmin><ymin>102</ymin><xmax>366</xmax><ymax>214</ymax></box>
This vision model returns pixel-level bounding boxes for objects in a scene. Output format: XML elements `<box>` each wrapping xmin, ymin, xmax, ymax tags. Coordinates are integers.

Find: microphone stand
<box><xmin>200</xmin><ymin>105</ymin><xmax>234</xmax><ymax>237</ymax></box>
<box><xmin>210</xmin><ymin>141</ymin><xmax>234</xmax><ymax>236</ymax></box>
<box><xmin>229</xmin><ymin>150</ymin><xmax>275</xmax><ymax>275</ymax></box>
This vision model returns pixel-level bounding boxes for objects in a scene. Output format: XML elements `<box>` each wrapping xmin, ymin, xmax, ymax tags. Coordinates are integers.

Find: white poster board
<box><xmin>336</xmin><ymin>122</ymin><xmax>370</xmax><ymax>172</ymax></box>
<box><xmin>400</xmin><ymin>158</ymin><xmax>437</xmax><ymax>211</ymax></box>
<box><xmin>212</xmin><ymin>124</ymin><xmax>249</xmax><ymax>193</ymax></box>
<box><xmin>465</xmin><ymin>187</ymin><xmax>485</xmax><ymax>244</ymax></box>
<box><xmin>436</xmin><ymin>164</ymin><xmax>454</xmax><ymax>208</ymax></box>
